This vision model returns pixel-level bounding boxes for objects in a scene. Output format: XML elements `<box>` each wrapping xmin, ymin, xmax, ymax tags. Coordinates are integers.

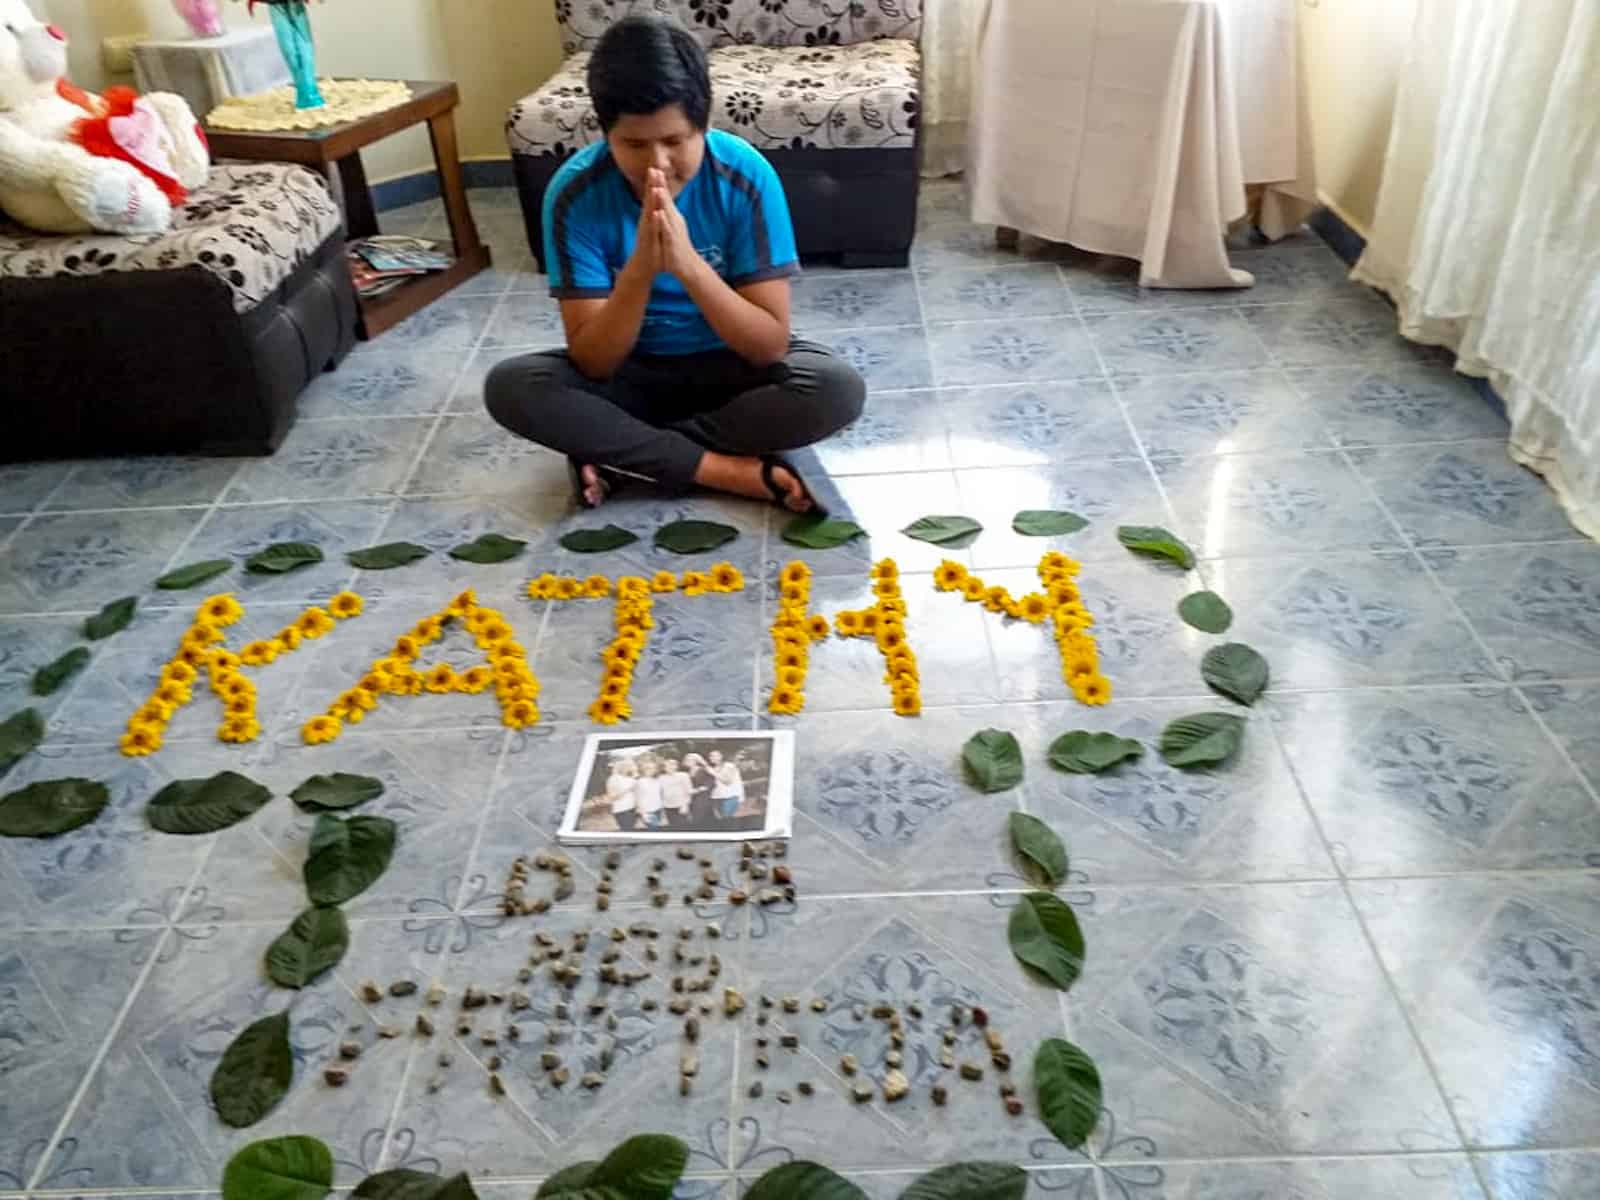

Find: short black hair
<box><xmin>586</xmin><ymin>15</ymin><xmax>711</xmax><ymax>132</ymax></box>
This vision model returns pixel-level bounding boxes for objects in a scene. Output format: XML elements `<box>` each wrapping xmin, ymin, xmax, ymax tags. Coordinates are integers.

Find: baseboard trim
<box><xmin>1309</xmin><ymin>204</ymin><xmax>1506</xmax><ymax>423</ymax></box>
<box><xmin>371</xmin><ymin>160</ymin><xmax>517</xmax><ymax>212</ymax></box>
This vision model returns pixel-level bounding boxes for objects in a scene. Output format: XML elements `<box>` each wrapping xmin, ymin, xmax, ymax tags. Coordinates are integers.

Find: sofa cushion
<box><xmin>556</xmin><ymin>0</ymin><xmax>924</xmax><ymax>55</ymax></box>
<box><xmin>0</xmin><ymin>163</ymin><xmax>341</xmax><ymax>313</ymax></box>
<box><xmin>508</xmin><ymin>38</ymin><xmax>920</xmax><ymax>158</ymax></box>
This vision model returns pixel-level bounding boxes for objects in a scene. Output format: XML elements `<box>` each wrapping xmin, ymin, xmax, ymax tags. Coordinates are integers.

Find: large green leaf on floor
<box><xmin>147</xmin><ymin>770</ymin><xmax>273</xmax><ymax>835</ymax></box>
<box><xmin>1034</xmin><ymin>1037</ymin><xmax>1103</xmax><ymax>1150</ymax></box>
<box><xmin>901</xmin><ymin>514</ymin><xmax>982</xmax><ymax>548</ymax></box>
<box><xmin>211</xmin><ymin>1010</ymin><xmax>293</xmax><ymax>1129</ymax></box>
<box><xmin>1008</xmin><ymin>891</ymin><xmax>1085</xmax><ymax>990</ymax></box>
<box><xmin>448</xmin><ymin>533</ymin><xmax>527</xmax><ymax>564</ymax></box>
<box><xmin>559</xmin><ymin>524</ymin><xmax>640</xmax><ymax>553</ymax></box>
<box><xmin>0</xmin><ymin>778</ymin><xmax>109</xmax><ymax>838</ymax></box>
<box><xmin>653</xmin><ymin>520</ymin><xmax>739</xmax><ymax>555</ymax></box>
<box><xmin>157</xmin><ymin>558</ymin><xmax>233</xmax><ymax>590</ymax></box>
<box><xmin>264</xmin><ymin>906</ymin><xmax>350</xmax><ymax>989</ymax></box>
<box><xmin>84</xmin><ymin>596</ymin><xmax>137</xmax><ymax>640</ymax></box>
<box><xmin>221</xmin><ymin>1135</ymin><xmax>333</xmax><ymax>1200</ymax></box>
<box><xmin>900</xmin><ymin>1162</ymin><xmax>1028</xmax><ymax>1200</ymax></box>
<box><xmin>351</xmin><ymin>1169</ymin><xmax>479</xmax><ymax>1199</ymax></box>
<box><xmin>0</xmin><ymin>707</ymin><xmax>45</xmax><ymax>776</ymax></box>
<box><xmin>744</xmin><ymin>1162</ymin><xmax>867</xmax><ymax>1200</ymax></box>
<box><xmin>303</xmin><ymin>813</ymin><xmax>397</xmax><ymax>906</ymax></box>
<box><xmin>347</xmin><ymin>542</ymin><xmax>431</xmax><ymax>570</ymax></box>
<box><xmin>1158</xmin><ymin>711</ymin><xmax>1245</xmax><ymax>769</ymax></box>
<box><xmin>32</xmin><ymin>647</ymin><xmax>89</xmax><ymax>696</ymax></box>
<box><xmin>1116</xmin><ymin>524</ymin><xmax>1195</xmax><ymax>570</ymax></box>
<box><xmin>1201</xmin><ymin>642</ymin><xmax>1270</xmax><ymax>706</ymax></box>
<box><xmin>1008</xmin><ymin>812</ymin><xmax>1068</xmax><ymax>887</ymax></box>
<box><xmin>961</xmin><ymin>728</ymin><xmax>1023</xmax><ymax>793</ymax></box>
<box><xmin>246</xmin><ymin>542</ymin><xmax>324</xmax><ymax>574</ymax></box>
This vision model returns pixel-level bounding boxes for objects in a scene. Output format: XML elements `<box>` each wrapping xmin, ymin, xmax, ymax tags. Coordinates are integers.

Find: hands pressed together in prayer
<box><xmin>630</xmin><ymin>166</ymin><xmax>700</xmax><ymax>281</ymax></box>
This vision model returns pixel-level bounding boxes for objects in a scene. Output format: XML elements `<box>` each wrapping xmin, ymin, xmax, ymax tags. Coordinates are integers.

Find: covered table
<box><xmin>968</xmin><ymin>0</ymin><xmax>1317</xmax><ymax>289</ymax></box>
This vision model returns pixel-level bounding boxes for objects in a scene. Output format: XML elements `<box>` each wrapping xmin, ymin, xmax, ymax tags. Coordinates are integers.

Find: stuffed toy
<box><xmin>0</xmin><ymin>0</ymin><xmax>209</xmax><ymax>235</ymax></box>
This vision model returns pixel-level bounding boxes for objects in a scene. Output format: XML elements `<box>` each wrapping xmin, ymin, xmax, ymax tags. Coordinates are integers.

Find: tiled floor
<box><xmin>2</xmin><ymin>181</ymin><xmax>1599</xmax><ymax>1199</ymax></box>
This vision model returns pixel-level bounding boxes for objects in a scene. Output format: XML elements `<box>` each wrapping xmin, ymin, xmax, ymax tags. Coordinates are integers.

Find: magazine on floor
<box><xmin>557</xmin><ymin>730</ymin><xmax>795</xmax><ymax>844</ymax></box>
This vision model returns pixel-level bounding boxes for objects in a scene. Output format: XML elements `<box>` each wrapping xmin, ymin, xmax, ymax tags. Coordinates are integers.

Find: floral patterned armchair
<box><xmin>508</xmin><ymin>0</ymin><xmax>924</xmax><ymax>268</ymax></box>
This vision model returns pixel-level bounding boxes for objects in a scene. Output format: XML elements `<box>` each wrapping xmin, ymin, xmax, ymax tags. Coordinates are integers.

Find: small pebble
<box><xmin>972</xmin><ymin>1006</ymin><xmax>990</xmax><ymax>1028</ymax></box>
<box><xmin>885</xmin><ymin>1049</ymin><xmax>902</xmax><ymax>1069</ymax></box>
<box><xmin>676</xmin><ymin>846</ymin><xmax>696</xmax><ymax>860</ymax></box>
<box><xmin>932</xmin><ymin>1084</ymin><xmax>949</xmax><ymax>1106</ymax></box>
<box><xmin>581</xmin><ymin>1072</ymin><xmax>604</xmax><ymax>1090</ymax></box>
<box><xmin>882</xmin><ymin>1069</ymin><xmax>910</xmax><ymax>1102</ymax></box>
<box><xmin>748</xmin><ymin>1081</ymin><xmax>764</xmax><ymax>1099</ymax></box>
<box><xmin>797</xmin><ymin>1081</ymin><xmax>814</xmax><ymax>1097</ymax></box>
<box><xmin>438</xmin><ymin>1053</ymin><xmax>453</xmax><ymax>1068</ymax></box>
<box><xmin>1005</xmin><ymin>1096</ymin><xmax>1025</xmax><ymax>1117</ymax></box>
<box><xmin>777</xmin><ymin>1090</ymin><xmax>792</xmax><ymax>1104</ymax></box>
<box><xmin>810</xmin><ymin>997</ymin><xmax>827</xmax><ymax>1013</ymax></box>
<box><xmin>388</xmin><ymin>980</ymin><xmax>418</xmax><ymax>998</ymax></box>
<box><xmin>781</xmin><ymin>996</ymin><xmax>800</xmax><ymax>1013</ymax></box>
<box><xmin>425</xmin><ymin>983</ymin><xmax>446</xmax><ymax>1006</ymax></box>
<box><xmin>779</xmin><ymin>1033</ymin><xmax>799</xmax><ymax>1049</ymax></box>
<box><xmin>839</xmin><ymin>1054</ymin><xmax>858</xmax><ymax>1076</ymax></box>
<box><xmin>489</xmin><ymin>1073</ymin><xmax>506</xmax><ymax>1096</ymax></box>
<box><xmin>324</xmin><ymin>1066</ymin><xmax>350</xmax><ymax>1087</ymax></box>
<box><xmin>755</xmin><ymin>1053</ymin><xmax>770</xmax><ymax>1070</ymax></box>
<box><xmin>487</xmin><ymin>1054</ymin><xmax>503</xmax><ymax>1072</ymax></box>
<box><xmin>414</xmin><ymin>1014</ymin><xmax>435</xmax><ymax>1037</ymax></box>
<box><xmin>551</xmin><ymin>1067</ymin><xmax>570</xmax><ymax>1087</ymax></box>
<box><xmin>851</xmin><ymin>1083</ymin><xmax>874</xmax><ymax>1104</ymax></box>
<box><xmin>377</xmin><ymin>1025</ymin><xmax>402</xmax><ymax>1039</ymax></box>
<box><xmin>960</xmin><ymin>1062</ymin><xmax>984</xmax><ymax>1081</ymax></box>
<box><xmin>359</xmin><ymin>981</ymin><xmax>383</xmax><ymax>1004</ymax></box>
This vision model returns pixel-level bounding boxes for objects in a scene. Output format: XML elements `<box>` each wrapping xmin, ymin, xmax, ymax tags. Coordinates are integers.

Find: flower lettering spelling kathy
<box><xmin>533</xmin><ymin>564</ymin><xmax>745</xmax><ymax>725</ymax></box>
<box><xmin>933</xmin><ymin>552</ymin><xmax>1111</xmax><ymax>705</ymax></box>
<box><xmin>834</xmin><ymin>558</ymin><xmax>921</xmax><ymax>716</ymax></box>
<box><xmin>767</xmin><ymin>560</ymin><xmax>830</xmax><ymax>714</ymax></box>
<box><xmin>301</xmin><ymin>588</ymin><xmax>539</xmax><ymax>745</ymax></box>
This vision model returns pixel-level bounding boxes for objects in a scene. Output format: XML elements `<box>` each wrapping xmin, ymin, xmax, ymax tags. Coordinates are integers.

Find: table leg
<box><xmin>996</xmin><ymin>226</ymin><xmax>1020</xmax><ymax>250</ymax></box>
<box><xmin>337</xmin><ymin>151</ymin><xmax>380</xmax><ymax>240</ymax></box>
<box><xmin>428</xmin><ymin>107</ymin><xmax>484</xmax><ymax>259</ymax></box>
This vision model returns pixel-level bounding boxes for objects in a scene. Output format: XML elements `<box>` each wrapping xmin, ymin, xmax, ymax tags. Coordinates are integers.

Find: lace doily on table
<box><xmin>207</xmin><ymin>79</ymin><xmax>412</xmax><ymax>130</ymax></box>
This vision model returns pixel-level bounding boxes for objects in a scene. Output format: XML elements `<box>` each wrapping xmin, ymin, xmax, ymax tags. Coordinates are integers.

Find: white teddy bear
<box><xmin>0</xmin><ymin>0</ymin><xmax>209</xmax><ymax>235</ymax></box>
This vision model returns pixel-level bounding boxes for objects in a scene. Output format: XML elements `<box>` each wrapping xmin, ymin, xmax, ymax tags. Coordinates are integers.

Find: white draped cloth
<box><xmin>965</xmin><ymin>0</ymin><xmax>1316</xmax><ymax>288</ymax></box>
<box><xmin>1353</xmin><ymin>0</ymin><xmax>1600</xmax><ymax>540</ymax></box>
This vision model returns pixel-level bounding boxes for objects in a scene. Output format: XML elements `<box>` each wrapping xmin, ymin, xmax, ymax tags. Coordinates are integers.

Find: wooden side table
<box><xmin>203</xmin><ymin>80</ymin><xmax>491</xmax><ymax>338</ymax></box>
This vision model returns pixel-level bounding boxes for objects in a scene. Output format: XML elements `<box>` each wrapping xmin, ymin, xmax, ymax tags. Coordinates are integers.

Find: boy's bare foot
<box><xmin>694</xmin><ymin>452</ymin><xmax>813</xmax><ymax>512</ymax></box>
<box><xmin>578</xmin><ymin>463</ymin><xmax>608</xmax><ymax>508</ymax></box>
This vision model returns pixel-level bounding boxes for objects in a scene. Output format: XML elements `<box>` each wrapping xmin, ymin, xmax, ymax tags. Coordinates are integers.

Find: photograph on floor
<box><xmin>558</xmin><ymin>729</ymin><xmax>795</xmax><ymax>843</ymax></box>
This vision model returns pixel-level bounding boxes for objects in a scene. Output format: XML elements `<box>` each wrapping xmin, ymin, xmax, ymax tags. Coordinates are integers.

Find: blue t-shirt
<box><xmin>542</xmin><ymin>130</ymin><xmax>800</xmax><ymax>356</ymax></box>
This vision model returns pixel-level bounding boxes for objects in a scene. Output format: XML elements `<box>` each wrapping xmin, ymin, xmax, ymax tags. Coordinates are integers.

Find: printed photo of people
<box><xmin>559</xmin><ymin>730</ymin><xmax>794</xmax><ymax>843</ymax></box>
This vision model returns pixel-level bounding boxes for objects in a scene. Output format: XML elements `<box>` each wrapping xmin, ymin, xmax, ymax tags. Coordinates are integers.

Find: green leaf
<box><xmin>585</xmin><ymin>1133</ymin><xmax>690</xmax><ymax>1199</ymax></box>
<box><xmin>559</xmin><ymin>525</ymin><xmax>640</xmax><ymax>554</ymax></box>
<box><xmin>84</xmin><ymin>596</ymin><xmax>137</xmax><ymax>640</ymax></box>
<box><xmin>347</xmin><ymin>542</ymin><xmax>431</xmax><ymax>570</ymax></box>
<box><xmin>1008</xmin><ymin>891</ymin><xmax>1085</xmax><ymax>990</ymax></box>
<box><xmin>535</xmin><ymin>1163</ymin><xmax>600</xmax><ymax>1197</ymax></box>
<box><xmin>1178</xmin><ymin>590</ymin><xmax>1233</xmax><ymax>634</ymax></box>
<box><xmin>1047</xmin><ymin>730</ymin><xmax>1144</xmax><ymax>774</ymax></box>
<box><xmin>1116</xmin><ymin>524</ymin><xmax>1195</xmax><ymax>570</ymax></box>
<box><xmin>351</xmin><ymin>1169</ymin><xmax>479</xmax><ymax>1199</ymax></box>
<box><xmin>653</xmin><ymin>519</ymin><xmax>740</xmax><ymax>555</ymax></box>
<box><xmin>246</xmin><ymin>542</ymin><xmax>324</xmax><ymax>574</ymax></box>
<box><xmin>157</xmin><ymin>558</ymin><xmax>233</xmax><ymax>590</ymax></box>
<box><xmin>1035</xmin><ymin>1037</ymin><xmax>1103</xmax><ymax>1150</ymax></box>
<box><xmin>1012</xmin><ymin>509</ymin><xmax>1089</xmax><ymax>537</ymax></box>
<box><xmin>1201</xmin><ymin>642</ymin><xmax>1269</xmax><ymax>706</ymax></box>
<box><xmin>222</xmin><ymin>1135</ymin><xmax>333</xmax><ymax>1200</ymax></box>
<box><xmin>265</xmin><ymin>906</ymin><xmax>350</xmax><ymax>989</ymax></box>
<box><xmin>304</xmin><ymin>813</ymin><xmax>397</xmax><ymax>906</ymax></box>
<box><xmin>900</xmin><ymin>1162</ymin><xmax>1028</xmax><ymax>1200</ymax></box>
<box><xmin>32</xmin><ymin>647</ymin><xmax>90</xmax><ymax>696</ymax></box>
<box><xmin>1159</xmin><ymin>711</ymin><xmax>1245</xmax><ymax>769</ymax></box>
<box><xmin>1008</xmin><ymin>812</ymin><xmax>1068</xmax><ymax>887</ymax></box>
<box><xmin>291</xmin><ymin>772</ymin><xmax>385</xmax><ymax>812</ymax></box>
<box><xmin>744</xmin><ymin>1162</ymin><xmax>868</xmax><ymax>1200</ymax></box>
<box><xmin>901</xmin><ymin>514</ymin><xmax>983</xmax><ymax>548</ymax></box>
<box><xmin>780</xmin><ymin>515</ymin><xmax>866</xmax><ymax>549</ymax></box>
<box><xmin>448</xmin><ymin>533</ymin><xmax>527</xmax><ymax>564</ymax></box>
<box><xmin>962</xmin><ymin>728</ymin><xmax>1023</xmax><ymax>793</ymax></box>
<box><xmin>0</xmin><ymin>778</ymin><xmax>110</xmax><ymax>838</ymax></box>
<box><xmin>211</xmin><ymin>1010</ymin><xmax>293</xmax><ymax>1129</ymax></box>
<box><xmin>147</xmin><ymin>770</ymin><xmax>273</xmax><ymax>835</ymax></box>
<box><xmin>0</xmin><ymin>707</ymin><xmax>45</xmax><ymax>776</ymax></box>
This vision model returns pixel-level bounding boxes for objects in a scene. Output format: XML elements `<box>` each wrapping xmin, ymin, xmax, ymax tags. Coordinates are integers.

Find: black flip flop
<box><xmin>761</xmin><ymin>454</ymin><xmax>828</xmax><ymax>517</ymax></box>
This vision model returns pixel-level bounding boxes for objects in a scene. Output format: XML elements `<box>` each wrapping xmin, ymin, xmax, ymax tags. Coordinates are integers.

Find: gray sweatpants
<box><xmin>483</xmin><ymin>339</ymin><xmax>865</xmax><ymax>491</ymax></box>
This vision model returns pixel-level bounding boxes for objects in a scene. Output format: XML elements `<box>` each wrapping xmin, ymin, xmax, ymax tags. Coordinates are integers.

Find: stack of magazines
<box><xmin>348</xmin><ymin>235</ymin><xmax>454</xmax><ymax>298</ymax></box>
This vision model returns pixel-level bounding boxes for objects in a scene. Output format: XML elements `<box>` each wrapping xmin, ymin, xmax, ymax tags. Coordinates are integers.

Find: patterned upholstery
<box><xmin>554</xmin><ymin>0</ymin><xmax>924</xmax><ymax>55</ymax></box>
<box><xmin>0</xmin><ymin>163</ymin><xmax>341</xmax><ymax>313</ymax></box>
<box><xmin>508</xmin><ymin>38</ymin><xmax>920</xmax><ymax>157</ymax></box>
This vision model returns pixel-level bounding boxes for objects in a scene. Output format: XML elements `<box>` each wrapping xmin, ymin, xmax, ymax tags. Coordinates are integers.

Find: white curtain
<box><xmin>1353</xmin><ymin>0</ymin><xmax>1600</xmax><ymax>540</ymax></box>
<box><xmin>920</xmin><ymin>0</ymin><xmax>984</xmax><ymax>177</ymax></box>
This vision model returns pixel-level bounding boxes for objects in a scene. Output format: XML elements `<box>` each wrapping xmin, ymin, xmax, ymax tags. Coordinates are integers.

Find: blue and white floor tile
<box><xmin>0</xmin><ymin>180</ymin><xmax>1593</xmax><ymax>1199</ymax></box>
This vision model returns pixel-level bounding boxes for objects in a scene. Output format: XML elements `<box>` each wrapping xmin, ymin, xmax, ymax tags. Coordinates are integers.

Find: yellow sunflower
<box><xmin>394</xmin><ymin>673</ymin><xmax>425</xmax><ymax>697</ymax></box>
<box><xmin>201</xmin><ymin>593</ymin><xmax>244</xmax><ymax>626</ymax></box>
<box><xmin>805</xmin><ymin>614</ymin><xmax>832</xmax><ymax>641</ymax></box>
<box><xmin>297</xmin><ymin>607</ymin><xmax>336</xmax><ymax>639</ymax></box>
<box><xmin>424</xmin><ymin>664</ymin><xmax>457</xmax><ymax>693</ymax></box>
<box><xmin>175</xmin><ymin>643</ymin><xmax>211</xmax><ymax>669</ymax></box>
<box><xmin>219</xmin><ymin>675</ymin><xmax>255</xmax><ymax>701</ymax></box>
<box><xmin>1019</xmin><ymin>593</ymin><xmax>1051</xmax><ymax>623</ymax></box>
<box><xmin>768</xmin><ymin>685</ymin><xmax>802</xmax><ymax>714</ymax></box>
<box><xmin>237</xmin><ymin>640</ymin><xmax>277</xmax><ymax>667</ymax></box>
<box><xmin>219</xmin><ymin>715</ymin><xmax>261</xmax><ymax>744</ymax></box>
<box><xmin>340</xmin><ymin>687</ymin><xmax>379</xmax><ymax>713</ymax></box>
<box><xmin>119</xmin><ymin>725</ymin><xmax>161</xmax><ymax>756</ymax></box>
<box><xmin>447</xmin><ymin>588</ymin><xmax>478</xmax><ymax>615</ymax></box>
<box><xmin>503</xmin><ymin>699</ymin><xmax>540</xmax><ymax>728</ymax></box>
<box><xmin>475</xmin><ymin>620</ymin><xmax>511</xmax><ymax>647</ymax></box>
<box><xmin>650</xmin><ymin>570</ymin><xmax>679</xmax><ymax>593</ymax></box>
<box><xmin>835</xmin><ymin>609</ymin><xmax>864</xmax><ymax>636</ymax></box>
<box><xmin>303</xmin><ymin>714</ymin><xmax>342</xmax><ymax>745</ymax></box>
<box><xmin>1048</xmin><ymin>582</ymin><xmax>1082</xmax><ymax>607</ymax></box>
<box><xmin>223</xmin><ymin>695</ymin><xmax>256</xmax><ymax>718</ymax></box>
<box><xmin>583</xmin><ymin>575</ymin><xmax>612</xmax><ymax>598</ymax></box>
<box><xmin>1072</xmin><ymin>673</ymin><xmax>1112</xmax><ymax>706</ymax></box>
<box><xmin>412</xmin><ymin>616</ymin><xmax>445</xmax><ymax>642</ymax></box>
<box><xmin>981</xmin><ymin>586</ymin><xmax>1010</xmax><ymax>614</ymax></box>
<box><xmin>876</xmin><ymin>625</ymin><xmax>906</xmax><ymax>654</ymax></box>
<box><xmin>961</xmin><ymin>576</ymin><xmax>987</xmax><ymax>602</ymax></box>
<box><xmin>859</xmin><ymin>609</ymin><xmax>880</xmax><ymax>634</ymax></box>
<box><xmin>357</xmin><ymin>672</ymin><xmax>388</xmax><ymax>695</ymax></box>
<box><xmin>779</xmin><ymin>583</ymin><xmax>807</xmax><ymax>606</ymax></box>
<box><xmin>780</xmin><ymin>561</ymin><xmax>811</xmax><ymax>587</ymax></box>
<box><xmin>618</xmin><ymin>576</ymin><xmax>650</xmax><ymax>594</ymax></box>
<box><xmin>555</xmin><ymin>578</ymin><xmax>583</xmax><ymax>601</ymax></box>
<box><xmin>135</xmin><ymin>699</ymin><xmax>175</xmax><ymax>726</ymax></box>
<box><xmin>588</xmin><ymin>695</ymin><xmax>623</xmax><ymax>725</ymax></box>
<box><xmin>681</xmin><ymin>572</ymin><xmax>710</xmax><ymax>597</ymax></box>
<box><xmin>778</xmin><ymin>666</ymin><xmax>806</xmax><ymax>690</ymax></box>
<box><xmin>274</xmin><ymin>626</ymin><xmax>304</xmax><ymax>652</ymax></box>
<box><xmin>154</xmin><ymin>681</ymin><xmax>191</xmax><ymax>708</ymax></box>
<box><xmin>455</xmin><ymin>665</ymin><xmax>492</xmax><ymax>694</ymax></box>
<box><xmin>600</xmin><ymin>675</ymin><xmax>630</xmax><ymax>699</ymax></box>
<box><xmin>1003</xmin><ymin>599</ymin><xmax>1023</xmax><ymax>620</ymax></box>
<box><xmin>183</xmin><ymin>623</ymin><xmax>222</xmax><ymax>650</ymax></box>
<box><xmin>161</xmin><ymin>660</ymin><xmax>198</xmax><ymax>686</ymax></box>
<box><xmin>891</xmin><ymin>688</ymin><xmax>922</xmax><ymax>717</ymax></box>
<box><xmin>528</xmin><ymin>575</ymin><xmax>559</xmax><ymax>600</ymax></box>
<box><xmin>605</xmin><ymin>643</ymin><xmax>642</xmax><ymax>668</ymax></box>
<box><xmin>711</xmin><ymin>563</ymin><xmax>744</xmax><ymax>592</ymax></box>
<box><xmin>872</xmin><ymin>559</ymin><xmax>899</xmax><ymax>581</ymax></box>
<box><xmin>933</xmin><ymin>560</ymin><xmax>968</xmax><ymax>591</ymax></box>
<box><xmin>328</xmin><ymin>591</ymin><xmax>364</xmax><ymax>620</ymax></box>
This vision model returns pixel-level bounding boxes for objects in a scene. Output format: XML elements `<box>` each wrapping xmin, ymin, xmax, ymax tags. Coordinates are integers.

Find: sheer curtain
<box><xmin>1353</xmin><ymin>0</ymin><xmax>1600</xmax><ymax>539</ymax></box>
<box><xmin>920</xmin><ymin>0</ymin><xmax>984</xmax><ymax>177</ymax></box>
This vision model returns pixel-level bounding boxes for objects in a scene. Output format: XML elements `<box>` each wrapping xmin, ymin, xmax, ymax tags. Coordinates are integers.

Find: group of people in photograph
<box><xmin>601</xmin><ymin>747</ymin><xmax>749</xmax><ymax>831</ymax></box>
